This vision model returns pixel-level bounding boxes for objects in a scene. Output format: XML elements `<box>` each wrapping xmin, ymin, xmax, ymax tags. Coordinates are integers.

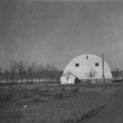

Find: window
<box><xmin>95</xmin><ymin>63</ymin><xmax>99</xmax><ymax>67</ymax></box>
<box><xmin>86</xmin><ymin>55</ymin><xmax>88</xmax><ymax>60</ymax></box>
<box><xmin>75</xmin><ymin>63</ymin><xmax>79</xmax><ymax>67</ymax></box>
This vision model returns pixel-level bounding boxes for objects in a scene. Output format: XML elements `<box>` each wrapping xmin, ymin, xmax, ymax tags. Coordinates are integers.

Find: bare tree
<box><xmin>4</xmin><ymin>70</ymin><xmax>9</xmax><ymax>83</ymax></box>
<box><xmin>27</xmin><ymin>63</ymin><xmax>37</xmax><ymax>82</ymax></box>
<box><xmin>112</xmin><ymin>68</ymin><xmax>121</xmax><ymax>80</ymax></box>
<box><xmin>36</xmin><ymin>64</ymin><xmax>45</xmax><ymax>81</ymax></box>
<box><xmin>9</xmin><ymin>60</ymin><xmax>26</xmax><ymax>83</ymax></box>
<box><xmin>0</xmin><ymin>66</ymin><xmax>2</xmax><ymax>82</ymax></box>
<box><xmin>17</xmin><ymin>61</ymin><xmax>26</xmax><ymax>82</ymax></box>
<box><xmin>87</xmin><ymin>69</ymin><xmax>96</xmax><ymax>83</ymax></box>
<box><xmin>8</xmin><ymin>60</ymin><xmax>62</xmax><ymax>84</ymax></box>
<box><xmin>9</xmin><ymin>61</ymin><xmax>18</xmax><ymax>83</ymax></box>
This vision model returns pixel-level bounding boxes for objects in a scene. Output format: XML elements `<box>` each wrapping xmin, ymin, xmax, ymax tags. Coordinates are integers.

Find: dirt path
<box><xmin>83</xmin><ymin>89</ymin><xmax>123</xmax><ymax>123</ymax></box>
<box><xmin>61</xmin><ymin>89</ymin><xmax>123</xmax><ymax>123</ymax></box>
<box><xmin>0</xmin><ymin>91</ymin><xmax>108</xmax><ymax>123</ymax></box>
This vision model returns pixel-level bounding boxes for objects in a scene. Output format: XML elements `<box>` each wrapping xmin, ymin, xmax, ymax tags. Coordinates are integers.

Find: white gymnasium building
<box><xmin>60</xmin><ymin>54</ymin><xmax>112</xmax><ymax>84</ymax></box>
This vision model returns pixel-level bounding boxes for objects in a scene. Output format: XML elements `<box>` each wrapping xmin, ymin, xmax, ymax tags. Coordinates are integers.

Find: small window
<box><xmin>86</xmin><ymin>55</ymin><xmax>88</xmax><ymax>60</ymax></box>
<box><xmin>75</xmin><ymin>63</ymin><xmax>79</xmax><ymax>67</ymax></box>
<box><xmin>95</xmin><ymin>63</ymin><xmax>99</xmax><ymax>67</ymax></box>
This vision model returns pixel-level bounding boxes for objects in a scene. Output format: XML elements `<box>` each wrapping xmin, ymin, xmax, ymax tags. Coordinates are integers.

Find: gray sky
<box><xmin>0</xmin><ymin>0</ymin><xmax>123</xmax><ymax>70</ymax></box>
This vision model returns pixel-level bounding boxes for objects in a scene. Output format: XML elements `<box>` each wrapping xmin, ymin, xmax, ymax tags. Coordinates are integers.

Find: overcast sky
<box><xmin>0</xmin><ymin>0</ymin><xmax>123</xmax><ymax>70</ymax></box>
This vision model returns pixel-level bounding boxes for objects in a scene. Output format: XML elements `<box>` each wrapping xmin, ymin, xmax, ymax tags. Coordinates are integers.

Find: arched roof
<box><xmin>63</xmin><ymin>54</ymin><xmax>112</xmax><ymax>79</ymax></box>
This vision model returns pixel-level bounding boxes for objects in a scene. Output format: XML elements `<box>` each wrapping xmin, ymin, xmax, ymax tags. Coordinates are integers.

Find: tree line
<box><xmin>0</xmin><ymin>61</ymin><xmax>62</xmax><ymax>83</ymax></box>
<box><xmin>112</xmin><ymin>68</ymin><xmax>123</xmax><ymax>81</ymax></box>
<box><xmin>0</xmin><ymin>60</ymin><xmax>123</xmax><ymax>84</ymax></box>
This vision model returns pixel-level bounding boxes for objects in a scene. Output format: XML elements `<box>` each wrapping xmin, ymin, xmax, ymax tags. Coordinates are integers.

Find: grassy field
<box><xmin>0</xmin><ymin>83</ymin><xmax>122</xmax><ymax>123</ymax></box>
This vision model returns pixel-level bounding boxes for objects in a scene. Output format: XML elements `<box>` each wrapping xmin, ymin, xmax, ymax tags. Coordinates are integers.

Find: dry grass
<box><xmin>0</xmin><ymin>83</ymin><xmax>121</xmax><ymax>123</ymax></box>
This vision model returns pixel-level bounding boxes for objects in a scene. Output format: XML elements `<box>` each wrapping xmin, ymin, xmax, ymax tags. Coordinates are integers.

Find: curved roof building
<box><xmin>60</xmin><ymin>54</ymin><xmax>112</xmax><ymax>84</ymax></box>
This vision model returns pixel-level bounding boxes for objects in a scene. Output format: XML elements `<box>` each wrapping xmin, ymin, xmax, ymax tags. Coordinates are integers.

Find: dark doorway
<box><xmin>75</xmin><ymin>77</ymin><xmax>81</xmax><ymax>84</ymax></box>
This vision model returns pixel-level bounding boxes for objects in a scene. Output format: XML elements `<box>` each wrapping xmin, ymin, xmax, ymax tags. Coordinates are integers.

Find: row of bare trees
<box><xmin>0</xmin><ymin>61</ymin><xmax>62</xmax><ymax>83</ymax></box>
<box><xmin>112</xmin><ymin>68</ymin><xmax>123</xmax><ymax>81</ymax></box>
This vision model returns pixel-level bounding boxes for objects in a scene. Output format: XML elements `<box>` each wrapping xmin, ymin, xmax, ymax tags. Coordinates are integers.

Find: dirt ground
<box><xmin>84</xmin><ymin>88</ymin><xmax>123</xmax><ymax>123</ymax></box>
<box><xmin>0</xmin><ymin>84</ymin><xmax>122</xmax><ymax>123</ymax></box>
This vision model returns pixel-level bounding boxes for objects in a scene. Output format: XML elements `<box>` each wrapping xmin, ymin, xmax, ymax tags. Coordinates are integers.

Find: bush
<box><xmin>32</xmin><ymin>95</ymin><xmax>48</xmax><ymax>102</ymax></box>
<box><xmin>53</xmin><ymin>92</ymin><xmax>65</xmax><ymax>99</ymax></box>
<box><xmin>71</xmin><ymin>87</ymin><xmax>79</xmax><ymax>94</ymax></box>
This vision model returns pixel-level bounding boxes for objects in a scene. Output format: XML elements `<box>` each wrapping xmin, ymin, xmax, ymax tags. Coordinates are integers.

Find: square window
<box><xmin>75</xmin><ymin>63</ymin><xmax>79</xmax><ymax>67</ymax></box>
<box><xmin>95</xmin><ymin>63</ymin><xmax>99</xmax><ymax>67</ymax></box>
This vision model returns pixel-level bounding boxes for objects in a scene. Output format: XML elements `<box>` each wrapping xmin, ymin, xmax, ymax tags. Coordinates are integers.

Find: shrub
<box><xmin>32</xmin><ymin>95</ymin><xmax>48</xmax><ymax>102</ymax></box>
<box><xmin>53</xmin><ymin>92</ymin><xmax>65</xmax><ymax>99</ymax></box>
<box><xmin>71</xmin><ymin>87</ymin><xmax>79</xmax><ymax>94</ymax></box>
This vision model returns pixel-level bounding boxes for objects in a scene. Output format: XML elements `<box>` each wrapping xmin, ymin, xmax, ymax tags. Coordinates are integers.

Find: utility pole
<box><xmin>102</xmin><ymin>53</ymin><xmax>105</xmax><ymax>83</ymax></box>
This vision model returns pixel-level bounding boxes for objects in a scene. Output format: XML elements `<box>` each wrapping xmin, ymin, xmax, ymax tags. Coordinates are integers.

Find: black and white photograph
<box><xmin>0</xmin><ymin>0</ymin><xmax>123</xmax><ymax>123</ymax></box>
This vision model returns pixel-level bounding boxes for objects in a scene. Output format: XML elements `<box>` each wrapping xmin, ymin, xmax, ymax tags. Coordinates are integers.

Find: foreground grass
<box><xmin>0</xmin><ymin>83</ymin><xmax>120</xmax><ymax>123</ymax></box>
<box><xmin>61</xmin><ymin>105</ymin><xmax>105</xmax><ymax>123</ymax></box>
